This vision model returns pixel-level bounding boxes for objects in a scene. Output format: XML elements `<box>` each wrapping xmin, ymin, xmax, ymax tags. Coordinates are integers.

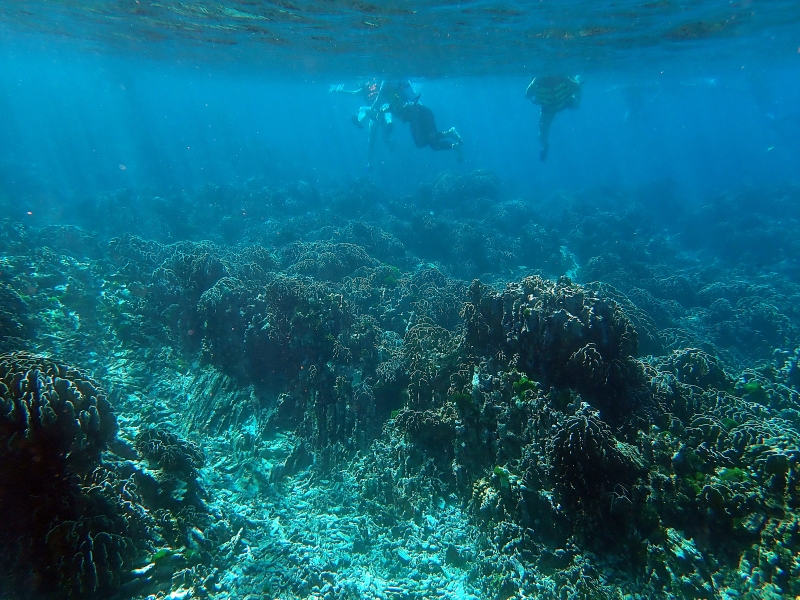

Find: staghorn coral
<box><xmin>430</xmin><ymin>169</ymin><xmax>499</xmax><ymax>210</ymax></box>
<box><xmin>197</xmin><ymin>276</ymin><xmax>258</xmax><ymax>374</ymax></box>
<box><xmin>395</xmin><ymin>404</ymin><xmax>459</xmax><ymax>454</ymax></box>
<box><xmin>44</xmin><ymin>521</ymin><xmax>137</xmax><ymax>597</ymax></box>
<box><xmin>340</xmin><ymin>221</ymin><xmax>411</xmax><ymax>268</ymax></box>
<box><xmin>587</xmin><ymin>281</ymin><xmax>664</xmax><ymax>356</ymax></box>
<box><xmin>776</xmin><ymin>347</ymin><xmax>800</xmax><ymax>390</ymax></box>
<box><xmin>108</xmin><ymin>233</ymin><xmax>174</xmax><ymax>279</ymax></box>
<box><xmin>281</xmin><ymin>240</ymin><xmax>379</xmax><ymax>281</ymax></box>
<box><xmin>409</xmin><ymin>268</ymin><xmax>468</xmax><ymax>331</ymax></box>
<box><xmin>39</xmin><ymin>224</ymin><xmax>104</xmax><ymax>260</ymax></box>
<box><xmin>133</xmin><ymin>427</ymin><xmax>209</xmax><ymax>524</ymax></box>
<box><xmin>243</xmin><ymin>274</ymin><xmax>351</xmax><ymax>380</ymax></box>
<box><xmin>658</xmin><ymin>347</ymin><xmax>731</xmax><ymax>391</ymax></box>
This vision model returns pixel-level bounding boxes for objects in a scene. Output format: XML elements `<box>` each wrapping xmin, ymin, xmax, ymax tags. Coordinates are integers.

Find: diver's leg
<box><xmin>445</xmin><ymin>127</ymin><xmax>463</xmax><ymax>161</ymax></box>
<box><xmin>428</xmin><ymin>128</ymin><xmax>463</xmax><ymax>151</ymax></box>
<box><xmin>444</xmin><ymin>126</ymin><xmax>463</xmax><ymax>143</ymax></box>
<box><xmin>353</xmin><ymin>106</ymin><xmax>373</xmax><ymax>129</ymax></box>
<box><xmin>449</xmin><ymin>128</ymin><xmax>464</xmax><ymax>162</ymax></box>
<box><xmin>367</xmin><ymin>118</ymin><xmax>378</xmax><ymax>168</ymax></box>
<box><xmin>352</xmin><ymin>107</ymin><xmax>365</xmax><ymax>129</ymax></box>
<box><xmin>382</xmin><ymin>111</ymin><xmax>395</xmax><ymax>150</ymax></box>
<box><xmin>427</xmin><ymin>134</ymin><xmax>450</xmax><ymax>151</ymax></box>
<box><xmin>539</xmin><ymin>110</ymin><xmax>555</xmax><ymax>161</ymax></box>
<box><xmin>426</xmin><ymin>130</ymin><xmax>464</xmax><ymax>162</ymax></box>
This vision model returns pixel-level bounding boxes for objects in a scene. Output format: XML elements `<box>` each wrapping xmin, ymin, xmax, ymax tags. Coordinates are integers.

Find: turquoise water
<box><xmin>0</xmin><ymin>2</ymin><xmax>799</xmax><ymax>599</ymax></box>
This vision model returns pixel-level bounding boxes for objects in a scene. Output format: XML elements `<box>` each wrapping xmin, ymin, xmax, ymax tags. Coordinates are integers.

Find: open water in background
<box><xmin>0</xmin><ymin>0</ymin><xmax>798</xmax><ymax>210</ymax></box>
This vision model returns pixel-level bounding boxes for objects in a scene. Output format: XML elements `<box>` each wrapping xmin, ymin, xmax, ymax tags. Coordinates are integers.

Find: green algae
<box><xmin>718</xmin><ymin>467</ymin><xmax>748</xmax><ymax>483</ymax></box>
<box><xmin>742</xmin><ymin>379</ymin><xmax>768</xmax><ymax>403</ymax></box>
<box><xmin>493</xmin><ymin>465</ymin><xmax>511</xmax><ymax>489</ymax></box>
<box><xmin>512</xmin><ymin>375</ymin><xmax>536</xmax><ymax>397</ymax></box>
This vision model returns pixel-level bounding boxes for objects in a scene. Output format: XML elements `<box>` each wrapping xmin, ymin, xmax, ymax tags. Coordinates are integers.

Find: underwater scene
<box><xmin>1</xmin><ymin>1</ymin><xmax>800</xmax><ymax>599</ymax></box>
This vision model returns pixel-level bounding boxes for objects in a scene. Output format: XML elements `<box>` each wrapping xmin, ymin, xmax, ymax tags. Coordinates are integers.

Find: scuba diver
<box><xmin>364</xmin><ymin>80</ymin><xmax>417</xmax><ymax>168</ymax></box>
<box><xmin>332</xmin><ymin>79</ymin><xmax>463</xmax><ymax>169</ymax></box>
<box><xmin>329</xmin><ymin>80</ymin><xmax>381</xmax><ymax>128</ymax></box>
<box><xmin>331</xmin><ymin>79</ymin><xmax>409</xmax><ymax>167</ymax></box>
<box><xmin>525</xmin><ymin>75</ymin><xmax>582</xmax><ymax>161</ymax></box>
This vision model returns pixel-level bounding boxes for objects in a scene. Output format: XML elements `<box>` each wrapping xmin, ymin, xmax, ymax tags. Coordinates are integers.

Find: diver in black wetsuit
<box><xmin>526</xmin><ymin>75</ymin><xmax>582</xmax><ymax>161</ymax></box>
<box><xmin>333</xmin><ymin>79</ymin><xmax>463</xmax><ymax>168</ymax></box>
<box><xmin>397</xmin><ymin>102</ymin><xmax>463</xmax><ymax>160</ymax></box>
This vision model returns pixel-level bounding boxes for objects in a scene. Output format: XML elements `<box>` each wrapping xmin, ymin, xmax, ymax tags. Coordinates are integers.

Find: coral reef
<box><xmin>3</xmin><ymin>174</ymin><xmax>800</xmax><ymax>600</ymax></box>
<box><xmin>0</xmin><ymin>283</ymin><xmax>31</xmax><ymax>352</ymax></box>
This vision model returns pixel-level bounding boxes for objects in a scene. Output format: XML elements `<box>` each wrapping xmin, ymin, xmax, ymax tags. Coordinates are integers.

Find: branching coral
<box><xmin>0</xmin><ymin>351</ymin><xmax>117</xmax><ymax>469</ymax></box>
<box><xmin>0</xmin><ymin>352</ymin><xmax>152</xmax><ymax>599</ymax></box>
<box><xmin>135</xmin><ymin>427</ymin><xmax>205</xmax><ymax>477</ymax></box>
<box><xmin>549</xmin><ymin>405</ymin><xmax>646</xmax><ymax>513</ymax></box>
<box><xmin>463</xmin><ymin>276</ymin><xmax>641</xmax><ymax>415</ymax></box>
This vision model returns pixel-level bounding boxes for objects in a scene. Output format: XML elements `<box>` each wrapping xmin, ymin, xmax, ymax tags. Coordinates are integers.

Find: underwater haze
<box><xmin>1</xmin><ymin>2</ymin><xmax>800</xmax><ymax>599</ymax></box>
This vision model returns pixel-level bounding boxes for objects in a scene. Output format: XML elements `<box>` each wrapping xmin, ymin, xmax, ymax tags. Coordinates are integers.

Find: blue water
<box><xmin>2</xmin><ymin>2</ymin><xmax>800</xmax><ymax>600</ymax></box>
<box><xmin>1</xmin><ymin>4</ymin><xmax>798</xmax><ymax>209</ymax></box>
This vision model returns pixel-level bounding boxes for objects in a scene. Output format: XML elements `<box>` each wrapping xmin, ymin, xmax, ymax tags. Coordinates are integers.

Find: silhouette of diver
<box><xmin>526</xmin><ymin>75</ymin><xmax>582</xmax><ymax>161</ymax></box>
<box><xmin>332</xmin><ymin>79</ymin><xmax>463</xmax><ymax>168</ymax></box>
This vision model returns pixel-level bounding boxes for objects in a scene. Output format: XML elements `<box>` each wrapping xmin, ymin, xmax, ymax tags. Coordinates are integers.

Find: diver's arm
<box><xmin>399</xmin><ymin>81</ymin><xmax>419</xmax><ymax>106</ymax></box>
<box><xmin>525</xmin><ymin>78</ymin><xmax>538</xmax><ymax>102</ymax></box>
<box><xmin>569</xmin><ymin>78</ymin><xmax>582</xmax><ymax>108</ymax></box>
<box><xmin>329</xmin><ymin>84</ymin><xmax>365</xmax><ymax>95</ymax></box>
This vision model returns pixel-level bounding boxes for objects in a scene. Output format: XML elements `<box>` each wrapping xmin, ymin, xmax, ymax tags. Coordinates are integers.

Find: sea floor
<box><xmin>1</xmin><ymin>172</ymin><xmax>799</xmax><ymax>599</ymax></box>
